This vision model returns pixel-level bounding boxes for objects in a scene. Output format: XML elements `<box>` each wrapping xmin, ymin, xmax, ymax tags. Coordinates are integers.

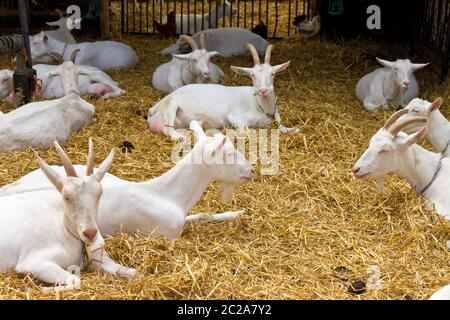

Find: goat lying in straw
<box><xmin>0</xmin><ymin>121</ymin><xmax>254</xmax><ymax>240</ymax></box>
<box><xmin>0</xmin><ymin>49</ymin><xmax>124</xmax><ymax>101</ymax></box>
<box><xmin>353</xmin><ymin>109</ymin><xmax>450</xmax><ymax>220</ymax></box>
<box><xmin>148</xmin><ymin>43</ymin><xmax>296</xmax><ymax>140</ymax></box>
<box><xmin>152</xmin><ymin>33</ymin><xmax>224</xmax><ymax>93</ymax></box>
<box><xmin>0</xmin><ymin>139</ymin><xmax>136</xmax><ymax>292</ymax></box>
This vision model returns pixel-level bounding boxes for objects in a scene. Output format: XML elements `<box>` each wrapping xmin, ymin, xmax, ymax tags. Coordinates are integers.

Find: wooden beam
<box><xmin>100</xmin><ymin>0</ymin><xmax>110</xmax><ymax>39</ymax></box>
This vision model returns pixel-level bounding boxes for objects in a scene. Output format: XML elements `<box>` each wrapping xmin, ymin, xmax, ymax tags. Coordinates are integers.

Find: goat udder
<box><xmin>149</xmin><ymin>113</ymin><xmax>165</xmax><ymax>134</ymax></box>
<box><xmin>87</xmin><ymin>83</ymin><xmax>113</xmax><ymax>96</ymax></box>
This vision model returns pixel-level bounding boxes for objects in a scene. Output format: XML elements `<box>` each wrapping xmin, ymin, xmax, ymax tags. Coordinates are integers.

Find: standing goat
<box><xmin>0</xmin><ymin>121</ymin><xmax>254</xmax><ymax>240</ymax></box>
<box><xmin>356</xmin><ymin>58</ymin><xmax>428</xmax><ymax>111</ymax></box>
<box><xmin>160</xmin><ymin>28</ymin><xmax>268</xmax><ymax>58</ymax></box>
<box><xmin>0</xmin><ymin>50</ymin><xmax>124</xmax><ymax>101</ymax></box>
<box><xmin>152</xmin><ymin>33</ymin><xmax>224</xmax><ymax>93</ymax></box>
<box><xmin>161</xmin><ymin>0</ymin><xmax>235</xmax><ymax>35</ymax></box>
<box><xmin>30</xmin><ymin>32</ymin><xmax>138</xmax><ymax>71</ymax></box>
<box><xmin>397</xmin><ymin>97</ymin><xmax>450</xmax><ymax>154</ymax></box>
<box><xmin>0</xmin><ymin>58</ymin><xmax>95</xmax><ymax>151</ymax></box>
<box><xmin>148</xmin><ymin>43</ymin><xmax>295</xmax><ymax>140</ymax></box>
<box><xmin>42</xmin><ymin>9</ymin><xmax>78</xmax><ymax>44</ymax></box>
<box><xmin>352</xmin><ymin>109</ymin><xmax>450</xmax><ymax>220</ymax></box>
<box><xmin>0</xmin><ymin>140</ymin><xmax>135</xmax><ymax>291</ymax></box>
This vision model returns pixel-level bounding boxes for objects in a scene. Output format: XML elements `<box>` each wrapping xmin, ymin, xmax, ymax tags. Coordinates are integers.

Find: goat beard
<box><xmin>219</xmin><ymin>182</ymin><xmax>235</xmax><ymax>203</ymax></box>
<box><xmin>375</xmin><ymin>176</ymin><xmax>384</xmax><ymax>195</ymax></box>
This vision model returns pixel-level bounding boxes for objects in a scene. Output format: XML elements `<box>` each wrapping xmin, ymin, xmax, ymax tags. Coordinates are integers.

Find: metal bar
<box><xmin>159</xmin><ymin>0</ymin><xmax>162</xmax><ymax>24</ymax></box>
<box><xmin>194</xmin><ymin>0</ymin><xmax>197</xmax><ymax>33</ymax></box>
<box><xmin>121</xmin><ymin>0</ymin><xmax>125</xmax><ymax>33</ymax></box>
<box><xmin>18</xmin><ymin>0</ymin><xmax>32</xmax><ymax>68</ymax></box>
<box><xmin>152</xmin><ymin>0</ymin><xmax>155</xmax><ymax>32</ymax></box>
<box><xmin>288</xmin><ymin>0</ymin><xmax>291</xmax><ymax>37</ymax></box>
<box><xmin>274</xmin><ymin>0</ymin><xmax>278</xmax><ymax>37</ymax></box>
<box><xmin>202</xmin><ymin>0</ymin><xmax>205</xmax><ymax>31</ymax></box>
<box><xmin>132</xmin><ymin>0</ymin><xmax>135</xmax><ymax>33</ymax></box>
<box><xmin>222</xmin><ymin>0</ymin><xmax>225</xmax><ymax>28</ymax></box>
<box><xmin>146</xmin><ymin>0</ymin><xmax>149</xmax><ymax>33</ymax></box>
<box><xmin>244</xmin><ymin>0</ymin><xmax>247</xmax><ymax>29</ymax></box>
<box><xmin>187</xmin><ymin>0</ymin><xmax>190</xmax><ymax>34</ymax></box>
<box><xmin>181</xmin><ymin>0</ymin><xmax>183</xmax><ymax>34</ymax></box>
<box><xmin>230</xmin><ymin>0</ymin><xmax>233</xmax><ymax>28</ymax></box>
<box><xmin>237</xmin><ymin>0</ymin><xmax>240</xmax><ymax>28</ymax></box>
<box><xmin>139</xmin><ymin>0</ymin><xmax>142</xmax><ymax>33</ymax></box>
<box><xmin>251</xmin><ymin>0</ymin><xmax>254</xmax><ymax>30</ymax></box>
<box><xmin>258</xmin><ymin>0</ymin><xmax>261</xmax><ymax>22</ymax></box>
<box><xmin>266</xmin><ymin>0</ymin><xmax>269</xmax><ymax>35</ymax></box>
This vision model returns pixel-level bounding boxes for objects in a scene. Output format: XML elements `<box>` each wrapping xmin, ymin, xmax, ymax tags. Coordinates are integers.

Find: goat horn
<box><xmin>47</xmin><ymin>51</ymin><xmax>64</xmax><ymax>64</ymax></box>
<box><xmin>383</xmin><ymin>108</ymin><xmax>409</xmax><ymax>130</ymax></box>
<box><xmin>246</xmin><ymin>43</ymin><xmax>260</xmax><ymax>65</ymax></box>
<box><xmin>86</xmin><ymin>138</ymin><xmax>94</xmax><ymax>176</ymax></box>
<box><xmin>200</xmin><ymin>32</ymin><xmax>206</xmax><ymax>50</ymax></box>
<box><xmin>388</xmin><ymin>117</ymin><xmax>427</xmax><ymax>136</ymax></box>
<box><xmin>70</xmin><ymin>48</ymin><xmax>80</xmax><ymax>63</ymax></box>
<box><xmin>180</xmin><ymin>35</ymin><xmax>198</xmax><ymax>51</ymax></box>
<box><xmin>55</xmin><ymin>9</ymin><xmax>64</xmax><ymax>18</ymax></box>
<box><xmin>264</xmin><ymin>44</ymin><xmax>273</xmax><ymax>65</ymax></box>
<box><xmin>54</xmin><ymin>141</ymin><xmax>78</xmax><ymax>177</ymax></box>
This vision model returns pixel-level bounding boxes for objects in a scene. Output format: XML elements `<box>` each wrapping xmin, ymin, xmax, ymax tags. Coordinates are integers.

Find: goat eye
<box><xmin>378</xmin><ymin>149</ymin><xmax>389</xmax><ymax>154</ymax></box>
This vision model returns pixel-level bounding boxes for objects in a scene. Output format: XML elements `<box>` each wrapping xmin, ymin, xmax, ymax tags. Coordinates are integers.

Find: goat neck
<box><xmin>427</xmin><ymin>110</ymin><xmax>450</xmax><ymax>152</ymax></box>
<box><xmin>394</xmin><ymin>145</ymin><xmax>440</xmax><ymax>194</ymax></box>
<box><xmin>255</xmin><ymin>90</ymin><xmax>277</xmax><ymax>116</ymax></box>
<box><xmin>141</xmin><ymin>150</ymin><xmax>213</xmax><ymax>213</ymax></box>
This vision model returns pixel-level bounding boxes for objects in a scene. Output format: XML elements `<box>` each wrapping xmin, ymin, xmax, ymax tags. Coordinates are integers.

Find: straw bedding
<box><xmin>0</xmin><ymin>34</ymin><xmax>448</xmax><ymax>299</ymax></box>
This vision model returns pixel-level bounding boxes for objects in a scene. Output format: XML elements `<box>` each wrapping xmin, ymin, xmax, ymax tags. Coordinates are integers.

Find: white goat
<box><xmin>161</xmin><ymin>0</ymin><xmax>235</xmax><ymax>35</ymax></box>
<box><xmin>0</xmin><ymin>50</ymin><xmax>124</xmax><ymax>101</ymax></box>
<box><xmin>42</xmin><ymin>9</ymin><xmax>77</xmax><ymax>44</ymax></box>
<box><xmin>0</xmin><ymin>60</ymin><xmax>95</xmax><ymax>151</ymax></box>
<box><xmin>0</xmin><ymin>140</ymin><xmax>135</xmax><ymax>291</ymax></box>
<box><xmin>0</xmin><ymin>121</ymin><xmax>254</xmax><ymax>240</ymax></box>
<box><xmin>356</xmin><ymin>58</ymin><xmax>428</xmax><ymax>111</ymax></box>
<box><xmin>30</xmin><ymin>32</ymin><xmax>138</xmax><ymax>71</ymax></box>
<box><xmin>152</xmin><ymin>33</ymin><xmax>224</xmax><ymax>93</ymax></box>
<box><xmin>160</xmin><ymin>28</ymin><xmax>268</xmax><ymax>58</ymax></box>
<box><xmin>398</xmin><ymin>97</ymin><xmax>450</xmax><ymax>154</ymax></box>
<box><xmin>148</xmin><ymin>44</ymin><xmax>295</xmax><ymax>140</ymax></box>
<box><xmin>352</xmin><ymin>109</ymin><xmax>450</xmax><ymax>220</ymax></box>
<box><xmin>429</xmin><ymin>284</ymin><xmax>450</xmax><ymax>300</ymax></box>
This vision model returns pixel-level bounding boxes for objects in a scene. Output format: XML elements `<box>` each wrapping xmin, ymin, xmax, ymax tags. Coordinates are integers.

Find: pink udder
<box><xmin>87</xmin><ymin>83</ymin><xmax>113</xmax><ymax>96</ymax></box>
<box><xmin>149</xmin><ymin>113</ymin><xmax>165</xmax><ymax>134</ymax></box>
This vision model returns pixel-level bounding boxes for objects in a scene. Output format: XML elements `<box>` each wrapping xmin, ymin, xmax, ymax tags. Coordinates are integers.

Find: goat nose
<box><xmin>82</xmin><ymin>229</ymin><xmax>98</xmax><ymax>242</ymax></box>
<box><xmin>403</xmin><ymin>80</ymin><xmax>410</xmax><ymax>87</ymax></box>
<box><xmin>351</xmin><ymin>167</ymin><xmax>360</xmax><ymax>174</ymax></box>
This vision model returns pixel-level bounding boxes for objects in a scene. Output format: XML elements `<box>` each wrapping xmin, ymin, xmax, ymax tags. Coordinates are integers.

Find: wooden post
<box><xmin>100</xmin><ymin>0</ymin><xmax>110</xmax><ymax>39</ymax></box>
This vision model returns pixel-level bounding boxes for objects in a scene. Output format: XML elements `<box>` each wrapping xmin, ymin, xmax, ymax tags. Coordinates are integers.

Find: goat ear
<box><xmin>376</xmin><ymin>57</ymin><xmax>395</xmax><ymax>68</ymax></box>
<box><xmin>402</xmin><ymin>127</ymin><xmax>427</xmax><ymax>147</ymax></box>
<box><xmin>412</xmin><ymin>62</ymin><xmax>429</xmax><ymax>71</ymax></box>
<box><xmin>208</xmin><ymin>51</ymin><xmax>220</xmax><ymax>58</ymax></box>
<box><xmin>230</xmin><ymin>66</ymin><xmax>252</xmax><ymax>75</ymax></box>
<box><xmin>35</xmin><ymin>152</ymin><xmax>63</xmax><ymax>192</ymax></box>
<box><xmin>76</xmin><ymin>66</ymin><xmax>91</xmax><ymax>76</ymax></box>
<box><xmin>429</xmin><ymin>97</ymin><xmax>443</xmax><ymax>113</ymax></box>
<box><xmin>272</xmin><ymin>61</ymin><xmax>290</xmax><ymax>74</ymax></box>
<box><xmin>47</xmin><ymin>69</ymin><xmax>61</xmax><ymax>78</ymax></box>
<box><xmin>172</xmin><ymin>53</ymin><xmax>191</xmax><ymax>60</ymax></box>
<box><xmin>94</xmin><ymin>148</ymin><xmax>115</xmax><ymax>182</ymax></box>
<box><xmin>190</xmin><ymin>120</ymin><xmax>206</xmax><ymax>140</ymax></box>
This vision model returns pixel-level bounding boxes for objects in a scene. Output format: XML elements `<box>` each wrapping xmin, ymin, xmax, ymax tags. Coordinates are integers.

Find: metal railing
<box><xmin>120</xmin><ymin>0</ymin><xmax>312</xmax><ymax>38</ymax></box>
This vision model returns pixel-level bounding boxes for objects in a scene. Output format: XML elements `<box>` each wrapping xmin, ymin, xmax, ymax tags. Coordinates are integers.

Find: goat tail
<box><xmin>185</xmin><ymin>210</ymin><xmax>245</xmax><ymax>224</ymax></box>
<box><xmin>0</xmin><ymin>35</ymin><xmax>24</xmax><ymax>54</ymax></box>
